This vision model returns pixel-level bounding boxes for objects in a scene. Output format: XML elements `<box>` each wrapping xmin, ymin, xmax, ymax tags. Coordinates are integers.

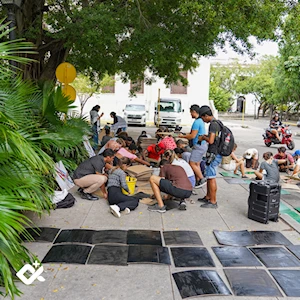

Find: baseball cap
<box><xmin>244</xmin><ymin>152</ymin><xmax>252</xmax><ymax>159</ymax></box>
<box><xmin>292</xmin><ymin>150</ymin><xmax>300</xmax><ymax>157</ymax></box>
<box><xmin>198</xmin><ymin>105</ymin><xmax>212</xmax><ymax>116</ymax></box>
<box><xmin>157</xmin><ymin>142</ymin><xmax>166</xmax><ymax>149</ymax></box>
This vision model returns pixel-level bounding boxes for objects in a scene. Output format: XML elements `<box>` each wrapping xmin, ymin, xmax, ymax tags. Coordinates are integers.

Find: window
<box><xmin>101</xmin><ymin>76</ymin><xmax>115</xmax><ymax>93</ymax></box>
<box><xmin>170</xmin><ymin>71</ymin><xmax>188</xmax><ymax>94</ymax></box>
<box><xmin>130</xmin><ymin>80</ymin><xmax>144</xmax><ymax>94</ymax></box>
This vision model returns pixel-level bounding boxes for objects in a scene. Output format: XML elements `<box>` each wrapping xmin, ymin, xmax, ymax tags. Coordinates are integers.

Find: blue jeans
<box><xmin>92</xmin><ymin>123</ymin><xmax>98</xmax><ymax>149</ymax></box>
<box><xmin>205</xmin><ymin>154</ymin><xmax>222</xmax><ymax>179</ymax></box>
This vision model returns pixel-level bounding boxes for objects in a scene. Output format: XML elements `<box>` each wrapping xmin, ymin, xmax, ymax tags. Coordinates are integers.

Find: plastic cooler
<box><xmin>248</xmin><ymin>181</ymin><xmax>281</xmax><ymax>224</ymax></box>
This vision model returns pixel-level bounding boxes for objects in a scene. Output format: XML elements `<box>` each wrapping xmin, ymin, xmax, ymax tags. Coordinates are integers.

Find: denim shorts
<box><xmin>205</xmin><ymin>154</ymin><xmax>222</xmax><ymax>179</ymax></box>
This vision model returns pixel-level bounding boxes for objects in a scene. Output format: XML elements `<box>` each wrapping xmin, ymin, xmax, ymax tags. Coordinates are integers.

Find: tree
<box><xmin>72</xmin><ymin>73</ymin><xmax>115</xmax><ymax>116</ymax></box>
<box><xmin>209</xmin><ymin>61</ymin><xmax>242</xmax><ymax>111</ymax></box>
<box><xmin>3</xmin><ymin>0</ymin><xmax>287</xmax><ymax>83</ymax></box>
<box><xmin>235</xmin><ymin>56</ymin><xmax>279</xmax><ymax>118</ymax></box>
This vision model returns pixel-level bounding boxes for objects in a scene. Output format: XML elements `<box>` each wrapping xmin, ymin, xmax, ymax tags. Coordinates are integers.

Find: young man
<box><xmin>243</xmin><ymin>148</ymin><xmax>259</xmax><ymax>169</ymax></box>
<box><xmin>197</xmin><ymin>105</ymin><xmax>222</xmax><ymax>209</ymax></box>
<box><xmin>148</xmin><ymin>160</ymin><xmax>193</xmax><ymax>213</ymax></box>
<box><xmin>178</xmin><ymin>104</ymin><xmax>207</xmax><ymax>188</ymax></box>
<box><xmin>273</xmin><ymin>146</ymin><xmax>294</xmax><ymax>172</ymax></box>
<box><xmin>73</xmin><ymin>149</ymin><xmax>115</xmax><ymax>200</ymax></box>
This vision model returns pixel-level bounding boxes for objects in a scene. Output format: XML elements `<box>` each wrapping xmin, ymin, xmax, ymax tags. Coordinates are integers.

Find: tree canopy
<box><xmin>2</xmin><ymin>0</ymin><xmax>288</xmax><ymax>83</ymax></box>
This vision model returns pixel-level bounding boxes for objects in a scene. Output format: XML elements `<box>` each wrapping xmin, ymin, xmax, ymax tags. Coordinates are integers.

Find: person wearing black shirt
<box><xmin>73</xmin><ymin>149</ymin><xmax>115</xmax><ymax>200</ymax></box>
<box><xmin>269</xmin><ymin>114</ymin><xmax>282</xmax><ymax>141</ymax></box>
<box><xmin>197</xmin><ymin>106</ymin><xmax>222</xmax><ymax>209</ymax></box>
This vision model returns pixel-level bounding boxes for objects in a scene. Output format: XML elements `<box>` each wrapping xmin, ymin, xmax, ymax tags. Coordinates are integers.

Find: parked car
<box><xmin>123</xmin><ymin>103</ymin><xmax>147</xmax><ymax>126</ymax></box>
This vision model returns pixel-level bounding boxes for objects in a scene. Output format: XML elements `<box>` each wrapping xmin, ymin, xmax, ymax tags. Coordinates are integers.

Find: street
<box><xmin>126</xmin><ymin>118</ymin><xmax>300</xmax><ymax>158</ymax></box>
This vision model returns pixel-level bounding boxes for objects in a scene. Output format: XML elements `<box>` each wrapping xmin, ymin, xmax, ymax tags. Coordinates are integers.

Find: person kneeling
<box><xmin>148</xmin><ymin>159</ymin><xmax>193</xmax><ymax>213</ymax></box>
<box><xmin>107</xmin><ymin>157</ymin><xmax>139</xmax><ymax>218</ymax></box>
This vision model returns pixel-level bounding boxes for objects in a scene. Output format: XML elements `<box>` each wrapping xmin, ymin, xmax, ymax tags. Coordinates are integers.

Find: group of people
<box><xmin>90</xmin><ymin>105</ymin><xmax>127</xmax><ymax>150</ymax></box>
<box><xmin>77</xmin><ymin>104</ymin><xmax>300</xmax><ymax>218</ymax></box>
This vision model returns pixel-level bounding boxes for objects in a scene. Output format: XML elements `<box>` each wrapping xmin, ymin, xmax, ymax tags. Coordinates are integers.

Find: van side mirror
<box><xmin>182</xmin><ymin>109</ymin><xmax>185</xmax><ymax>112</ymax></box>
<box><xmin>146</xmin><ymin>110</ymin><xmax>149</xmax><ymax>113</ymax></box>
<box><xmin>122</xmin><ymin>109</ymin><xmax>124</xmax><ymax>112</ymax></box>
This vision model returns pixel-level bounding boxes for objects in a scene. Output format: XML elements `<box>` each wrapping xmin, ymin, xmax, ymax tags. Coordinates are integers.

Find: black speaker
<box><xmin>248</xmin><ymin>181</ymin><xmax>281</xmax><ymax>224</ymax></box>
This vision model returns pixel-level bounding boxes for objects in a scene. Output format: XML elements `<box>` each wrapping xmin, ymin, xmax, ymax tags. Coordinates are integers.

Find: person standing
<box><xmin>90</xmin><ymin>105</ymin><xmax>104</xmax><ymax>150</ymax></box>
<box><xmin>197</xmin><ymin>105</ymin><xmax>222</xmax><ymax>209</ymax></box>
<box><xmin>178</xmin><ymin>104</ymin><xmax>207</xmax><ymax>188</ymax></box>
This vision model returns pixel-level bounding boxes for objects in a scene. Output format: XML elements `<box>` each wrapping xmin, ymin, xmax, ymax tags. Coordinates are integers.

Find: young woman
<box><xmin>163</xmin><ymin>149</ymin><xmax>196</xmax><ymax>188</ymax></box>
<box><xmin>107</xmin><ymin>157</ymin><xmax>139</xmax><ymax>218</ymax></box>
<box><xmin>221</xmin><ymin>143</ymin><xmax>247</xmax><ymax>177</ymax></box>
<box><xmin>254</xmin><ymin>152</ymin><xmax>287</xmax><ymax>183</ymax></box>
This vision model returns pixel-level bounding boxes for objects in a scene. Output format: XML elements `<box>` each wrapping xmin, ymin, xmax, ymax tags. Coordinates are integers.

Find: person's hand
<box><xmin>100</xmin><ymin>112</ymin><xmax>104</xmax><ymax>117</ymax></box>
<box><xmin>198</xmin><ymin>135</ymin><xmax>204</xmax><ymax>142</ymax></box>
<box><xmin>102</xmin><ymin>192</ymin><xmax>108</xmax><ymax>199</ymax></box>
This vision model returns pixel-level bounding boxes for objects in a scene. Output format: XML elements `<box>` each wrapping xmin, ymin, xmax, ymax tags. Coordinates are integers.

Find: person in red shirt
<box><xmin>145</xmin><ymin>142</ymin><xmax>166</xmax><ymax>163</ymax></box>
<box><xmin>273</xmin><ymin>146</ymin><xmax>295</xmax><ymax>172</ymax></box>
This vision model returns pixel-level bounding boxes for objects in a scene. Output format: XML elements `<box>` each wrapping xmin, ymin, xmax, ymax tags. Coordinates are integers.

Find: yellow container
<box><xmin>122</xmin><ymin>176</ymin><xmax>137</xmax><ymax>195</ymax></box>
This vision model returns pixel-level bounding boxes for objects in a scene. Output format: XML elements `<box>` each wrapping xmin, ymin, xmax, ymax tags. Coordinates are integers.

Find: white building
<box><xmin>73</xmin><ymin>58</ymin><xmax>211</xmax><ymax>125</ymax></box>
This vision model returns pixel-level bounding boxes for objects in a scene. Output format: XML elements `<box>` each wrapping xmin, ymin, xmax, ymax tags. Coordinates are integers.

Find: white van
<box><xmin>154</xmin><ymin>98</ymin><xmax>183</xmax><ymax>127</ymax></box>
<box><xmin>123</xmin><ymin>103</ymin><xmax>147</xmax><ymax>126</ymax></box>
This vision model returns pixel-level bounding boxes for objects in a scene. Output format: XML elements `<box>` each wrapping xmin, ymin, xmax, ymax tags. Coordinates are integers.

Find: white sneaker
<box><xmin>122</xmin><ymin>208</ymin><xmax>131</xmax><ymax>215</ymax></box>
<box><xmin>110</xmin><ymin>205</ymin><xmax>121</xmax><ymax>218</ymax></box>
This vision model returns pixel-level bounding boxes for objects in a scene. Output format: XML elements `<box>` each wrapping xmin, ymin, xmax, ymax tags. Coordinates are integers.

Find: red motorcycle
<box><xmin>263</xmin><ymin>125</ymin><xmax>295</xmax><ymax>150</ymax></box>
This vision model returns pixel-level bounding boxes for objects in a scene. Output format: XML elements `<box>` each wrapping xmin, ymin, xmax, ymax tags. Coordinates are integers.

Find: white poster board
<box><xmin>83</xmin><ymin>135</ymin><xmax>95</xmax><ymax>158</ymax></box>
<box><xmin>54</xmin><ymin>161</ymin><xmax>75</xmax><ymax>191</ymax></box>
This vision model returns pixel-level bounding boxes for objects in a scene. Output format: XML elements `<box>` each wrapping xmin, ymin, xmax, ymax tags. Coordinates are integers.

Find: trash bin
<box><xmin>122</xmin><ymin>176</ymin><xmax>137</xmax><ymax>195</ymax></box>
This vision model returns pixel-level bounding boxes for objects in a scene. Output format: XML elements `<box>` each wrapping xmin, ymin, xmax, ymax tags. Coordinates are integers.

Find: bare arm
<box><xmin>179</xmin><ymin>129</ymin><xmax>198</xmax><ymax>140</ymax></box>
<box><xmin>134</xmin><ymin>157</ymin><xmax>150</xmax><ymax>166</ymax></box>
<box><xmin>200</xmin><ymin>132</ymin><xmax>215</xmax><ymax>144</ymax></box>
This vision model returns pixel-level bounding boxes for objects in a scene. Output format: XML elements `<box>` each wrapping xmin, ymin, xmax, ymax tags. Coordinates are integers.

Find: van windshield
<box><xmin>158</xmin><ymin>101</ymin><xmax>181</xmax><ymax>113</ymax></box>
<box><xmin>125</xmin><ymin>105</ymin><xmax>145</xmax><ymax>111</ymax></box>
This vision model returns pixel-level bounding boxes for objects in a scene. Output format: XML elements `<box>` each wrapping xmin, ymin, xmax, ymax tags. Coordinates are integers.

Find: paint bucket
<box><xmin>122</xmin><ymin>176</ymin><xmax>137</xmax><ymax>195</ymax></box>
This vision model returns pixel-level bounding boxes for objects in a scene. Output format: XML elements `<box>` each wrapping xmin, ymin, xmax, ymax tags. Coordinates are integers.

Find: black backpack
<box><xmin>213</xmin><ymin>120</ymin><xmax>235</xmax><ymax>156</ymax></box>
<box><xmin>55</xmin><ymin>193</ymin><xmax>76</xmax><ymax>209</ymax></box>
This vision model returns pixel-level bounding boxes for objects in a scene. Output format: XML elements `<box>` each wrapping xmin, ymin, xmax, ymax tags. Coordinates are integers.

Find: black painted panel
<box><xmin>87</xmin><ymin>245</ymin><xmax>128</xmax><ymax>265</ymax></box>
<box><xmin>173</xmin><ymin>270</ymin><xmax>231</xmax><ymax>298</ymax></box>
<box><xmin>163</xmin><ymin>231</ymin><xmax>203</xmax><ymax>245</ymax></box>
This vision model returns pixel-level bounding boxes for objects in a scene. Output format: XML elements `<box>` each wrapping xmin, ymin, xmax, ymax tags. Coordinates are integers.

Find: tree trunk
<box><xmin>16</xmin><ymin>0</ymin><xmax>68</xmax><ymax>82</ymax></box>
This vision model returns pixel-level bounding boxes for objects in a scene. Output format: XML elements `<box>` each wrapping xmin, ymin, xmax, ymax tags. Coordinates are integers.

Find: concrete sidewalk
<box><xmin>6</xmin><ymin>171</ymin><xmax>300</xmax><ymax>300</ymax></box>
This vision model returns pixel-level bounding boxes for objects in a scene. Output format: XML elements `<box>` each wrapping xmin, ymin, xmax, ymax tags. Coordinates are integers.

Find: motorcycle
<box><xmin>263</xmin><ymin>125</ymin><xmax>295</xmax><ymax>150</ymax></box>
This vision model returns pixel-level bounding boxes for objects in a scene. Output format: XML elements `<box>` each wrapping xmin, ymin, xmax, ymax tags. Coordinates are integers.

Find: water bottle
<box><xmin>224</xmin><ymin>133</ymin><xmax>230</xmax><ymax>146</ymax></box>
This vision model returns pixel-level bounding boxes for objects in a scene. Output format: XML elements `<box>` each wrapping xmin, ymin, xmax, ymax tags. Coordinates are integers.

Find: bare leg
<box><xmin>271</xmin><ymin>129</ymin><xmax>280</xmax><ymax>141</ymax></box>
<box><xmin>208</xmin><ymin>179</ymin><xmax>217</xmax><ymax>204</ymax></box>
<box><xmin>100</xmin><ymin>184</ymin><xmax>107</xmax><ymax>199</ymax></box>
<box><xmin>254</xmin><ymin>170</ymin><xmax>263</xmax><ymax>179</ymax></box>
<box><xmin>149</xmin><ymin>175</ymin><xmax>164</xmax><ymax>207</ymax></box>
<box><xmin>237</xmin><ymin>161</ymin><xmax>246</xmax><ymax>176</ymax></box>
<box><xmin>190</xmin><ymin>161</ymin><xmax>203</xmax><ymax>181</ymax></box>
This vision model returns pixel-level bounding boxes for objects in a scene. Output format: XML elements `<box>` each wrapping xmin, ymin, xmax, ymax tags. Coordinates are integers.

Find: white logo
<box><xmin>16</xmin><ymin>261</ymin><xmax>45</xmax><ymax>285</ymax></box>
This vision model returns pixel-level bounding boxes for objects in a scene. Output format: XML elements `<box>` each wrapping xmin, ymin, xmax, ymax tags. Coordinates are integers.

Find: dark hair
<box><xmin>105</xmin><ymin>128</ymin><xmax>110</xmax><ymax>135</ymax></box>
<box><xmin>117</xmin><ymin>132</ymin><xmax>128</xmax><ymax>139</ymax></box>
<box><xmin>116</xmin><ymin>156</ymin><xmax>131</xmax><ymax>166</ymax></box>
<box><xmin>174</xmin><ymin>147</ymin><xmax>184</xmax><ymax>155</ymax></box>
<box><xmin>129</xmin><ymin>144</ymin><xmax>138</xmax><ymax>151</ymax></box>
<box><xmin>127</xmin><ymin>137</ymin><xmax>134</xmax><ymax>143</ymax></box>
<box><xmin>190</xmin><ymin>104</ymin><xmax>200</xmax><ymax>112</ymax></box>
<box><xmin>160</xmin><ymin>159</ymin><xmax>170</xmax><ymax>166</ymax></box>
<box><xmin>263</xmin><ymin>152</ymin><xmax>273</xmax><ymax>160</ymax></box>
<box><xmin>110</xmin><ymin>111</ymin><xmax>116</xmax><ymax>117</ymax></box>
<box><xmin>141</xmin><ymin>131</ymin><xmax>146</xmax><ymax>135</ymax></box>
<box><xmin>102</xmin><ymin>148</ymin><xmax>115</xmax><ymax>157</ymax></box>
<box><xmin>278</xmin><ymin>147</ymin><xmax>286</xmax><ymax>153</ymax></box>
<box><xmin>176</xmin><ymin>139</ymin><xmax>186</xmax><ymax>146</ymax></box>
<box><xmin>199</xmin><ymin>105</ymin><xmax>212</xmax><ymax>116</ymax></box>
<box><xmin>92</xmin><ymin>105</ymin><xmax>100</xmax><ymax>111</ymax></box>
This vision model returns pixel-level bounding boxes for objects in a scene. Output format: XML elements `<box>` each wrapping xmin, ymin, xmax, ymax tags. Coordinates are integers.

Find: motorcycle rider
<box><xmin>269</xmin><ymin>113</ymin><xmax>282</xmax><ymax>141</ymax></box>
